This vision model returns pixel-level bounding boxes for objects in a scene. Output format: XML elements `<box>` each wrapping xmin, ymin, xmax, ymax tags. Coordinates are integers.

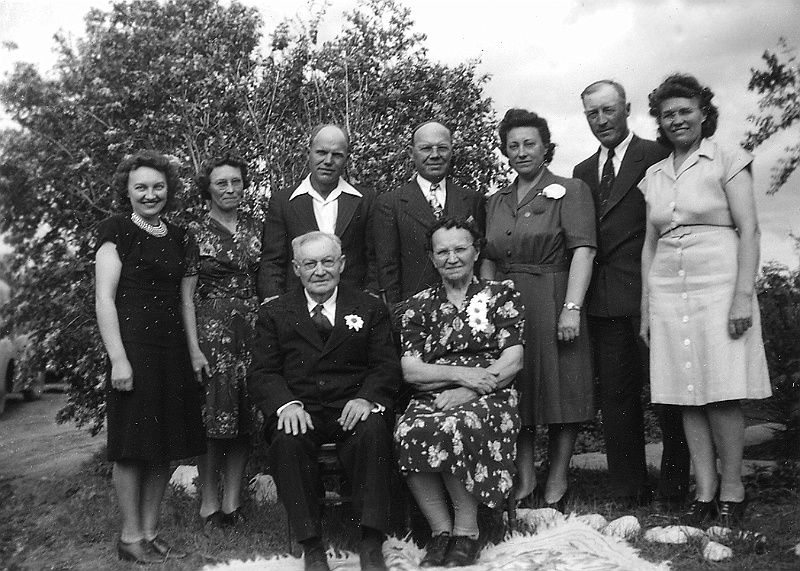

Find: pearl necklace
<box><xmin>131</xmin><ymin>212</ymin><xmax>167</xmax><ymax>237</ymax></box>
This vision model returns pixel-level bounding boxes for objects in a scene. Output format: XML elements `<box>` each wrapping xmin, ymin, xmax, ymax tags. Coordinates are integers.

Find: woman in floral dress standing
<box><xmin>182</xmin><ymin>155</ymin><xmax>263</xmax><ymax>528</ymax></box>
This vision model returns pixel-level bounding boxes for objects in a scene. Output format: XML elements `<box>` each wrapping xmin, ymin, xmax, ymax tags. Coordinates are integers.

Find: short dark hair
<box><xmin>425</xmin><ymin>216</ymin><xmax>486</xmax><ymax>253</ymax></box>
<box><xmin>648</xmin><ymin>73</ymin><xmax>719</xmax><ymax>148</ymax></box>
<box><xmin>112</xmin><ymin>150</ymin><xmax>182</xmax><ymax>212</ymax></box>
<box><xmin>580</xmin><ymin>79</ymin><xmax>627</xmax><ymax>103</ymax></box>
<box><xmin>195</xmin><ymin>154</ymin><xmax>249</xmax><ymax>201</ymax></box>
<box><xmin>308</xmin><ymin>124</ymin><xmax>350</xmax><ymax>153</ymax></box>
<box><xmin>497</xmin><ymin>108</ymin><xmax>556</xmax><ymax>163</ymax></box>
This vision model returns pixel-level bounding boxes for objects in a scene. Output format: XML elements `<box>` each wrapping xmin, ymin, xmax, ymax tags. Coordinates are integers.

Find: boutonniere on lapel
<box><xmin>541</xmin><ymin>184</ymin><xmax>566</xmax><ymax>200</ymax></box>
<box><xmin>345</xmin><ymin>314</ymin><xmax>364</xmax><ymax>331</ymax></box>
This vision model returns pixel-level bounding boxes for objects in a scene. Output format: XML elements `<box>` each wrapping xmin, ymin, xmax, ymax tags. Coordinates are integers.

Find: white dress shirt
<box><xmin>416</xmin><ymin>174</ymin><xmax>447</xmax><ymax>208</ymax></box>
<box><xmin>289</xmin><ymin>175</ymin><xmax>363</xmax><ymax>233</ymax></box>
<box><xmin>597</xmin><ymin>130</ymin><xmax>634</xmax><ymax>181</ymax></box>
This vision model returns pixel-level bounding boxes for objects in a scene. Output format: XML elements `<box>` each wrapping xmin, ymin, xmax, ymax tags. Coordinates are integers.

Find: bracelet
<box><xmin>563</xmin><ymin>302</ymin><xmax>581</xmax><ymax>311</ymax></box>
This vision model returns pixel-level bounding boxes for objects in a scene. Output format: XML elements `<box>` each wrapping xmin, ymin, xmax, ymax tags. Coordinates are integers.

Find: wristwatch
<box><xmin>563</xmin><ymin>302</ymin><xmax>581</xmax><ymax>311</ymax></box>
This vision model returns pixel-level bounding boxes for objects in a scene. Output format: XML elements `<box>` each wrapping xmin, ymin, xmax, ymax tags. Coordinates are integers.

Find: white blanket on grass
<box><xmin>203</xmin><ymin>512</ymin><xmax>669</xmax><ymax>571</ymax></box>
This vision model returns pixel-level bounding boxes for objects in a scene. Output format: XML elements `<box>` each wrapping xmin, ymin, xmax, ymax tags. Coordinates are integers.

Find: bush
<box><xmin>755</xmin><ymin>262</ymin><xmax>800</xmax><ymax>457</ymax></box>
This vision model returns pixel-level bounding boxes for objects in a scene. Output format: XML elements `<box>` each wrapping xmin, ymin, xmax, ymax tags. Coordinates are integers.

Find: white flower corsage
<box><xmin>542</xmin><ymin>183</ymin><xmax>566</xmax><ymax>199</ymax></box>
<box><xmin>345</xmin><ymin>314</ymin><xmax>364</xmax><ymax>331</ymax></box>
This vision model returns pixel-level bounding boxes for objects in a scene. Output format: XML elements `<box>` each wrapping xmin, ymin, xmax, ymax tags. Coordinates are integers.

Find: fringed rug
<box><xmin>203</xmin><ymin>511</ymin><xmax>669</xmax><ymax>571</ymax></box>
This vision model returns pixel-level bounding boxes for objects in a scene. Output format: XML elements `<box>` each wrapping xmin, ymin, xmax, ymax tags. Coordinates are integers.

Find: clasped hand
<box><xmin>455</xmin><ymin>367</ymin><xmax>498</xmax><ymax>394</ymax></box>
<box><xmin>110</xmin><ymin>359</ymin><xmax>133</xmax><ymax>391</ymax></box>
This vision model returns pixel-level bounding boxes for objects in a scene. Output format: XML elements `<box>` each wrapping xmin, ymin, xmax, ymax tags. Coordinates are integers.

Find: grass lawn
<box><xmin>1</xmin><ymin>444</ymin><xmax>797</xmax><ymax>571</ymax></box>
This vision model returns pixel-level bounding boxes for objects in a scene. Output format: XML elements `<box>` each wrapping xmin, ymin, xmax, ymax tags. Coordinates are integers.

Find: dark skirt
<box><xmin>106</xmin><ymin>342</ymin><xmax>206</xmax><ymax>462</ymax></box>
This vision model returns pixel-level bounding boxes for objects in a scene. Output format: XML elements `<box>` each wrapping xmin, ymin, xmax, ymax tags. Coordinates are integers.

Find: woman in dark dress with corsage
<box><xmin>181</xmin><ymin>155</ymin><xmax>262</xmax><ymax>528</ymax></box>
<box><xmin>95</xmin><ymin>151</ymin><xmax>205</xmax><ymax>563</ymax></box>
<box><xmin>395</xmin><ymin>217</ymin><xmax>524</xmax><ymax>568</ymax></box>
<box><xmin>482</xmin><ymin>109</ymin><xmax>597</xmax><ymax>510</ymax></box>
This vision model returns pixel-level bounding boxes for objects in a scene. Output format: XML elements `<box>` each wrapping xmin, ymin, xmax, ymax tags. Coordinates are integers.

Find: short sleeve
<box><xmin>492</xmin><ymin>281</ymin><xmax>525</xmax><ymax>350</ymax></box>
<box><xmin>183</xmin><ymin>229</ymin><xmax>199</xmax><ymax>278</ymax></box>
<box><xmin>94</xmin><ymin>215</ymin><xmax>125</xmax><ymax>256</ymax></box>
<box><xmin>562</xmin><ymin>179</ymin><xmax>597</xmax><ymax>250</ymax></box>
<box><xmin>721</xmin><ymin>144</ymin><xmax>754</xmax><ymax>183</ymax></box>
<box><xmin>399</xmin><ymin>297</ymin><xmax>429</xmax><ymax>360</ymax></box>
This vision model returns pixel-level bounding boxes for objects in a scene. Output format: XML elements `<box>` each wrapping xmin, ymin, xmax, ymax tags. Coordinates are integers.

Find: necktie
<box><xmin>311</xmin><ymin>304</ymin><xmax>333</xmax><ymax>341</ymax></box>
<box><xmin>427</xmin><ymin>182</ymin><xmax>444</xmax><ymax>219</ymax></box>
<box><xmin>598</xmin><ymin>147</ymin><xmax>615</xmax><ymax>210</ymax></box>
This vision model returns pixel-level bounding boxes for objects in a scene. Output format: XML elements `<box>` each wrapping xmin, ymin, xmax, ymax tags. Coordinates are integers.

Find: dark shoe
<box><xmin>203</xmin><ymin>511</ymin><xmax>223</xmax><ymax>530</ymax></box>
<box><xmin>359</xmin><ymin>543</ymin><xmax>387</xmax><ymax>571</ymax></box>
<box><xmin>718</xmin><ymin>495</ymin><xmax>748</xmax><ymax>527</ymax></box>
<box><xmin>517</xmin><ymin>486</ymin><xmax>543</xmax><ymax>509</ymax></box>
<box><xmin>545</xmin><ymin>487</ymin><xmax>573</xmax><ymax>513</ymax></box>
<box><xmin>619</xmin><ymin>487</ymin><xmax>653</xmax><ymax>509</ymax></box>
<box><xmin>303</xmin><ymin>542</ymin><xmax>331</xmax><ymax>571</ymax></box>
<box><xmin>419</xmin><ymin>532</ymin><xmax>451</xmax><ymax>567</ymax></box>
<box><xmin>444</xmin><ymin>535</ymin><xmax>480</xmax><ymax>567</ymax></box>
<box><xmin>221</xmin><ymin>507</ymin><xmax>245</xmax><ymax>527</ymax></box>
<box><xmin>680</xmin><ymin>499</ymin><xmax>718</xmax><ymax>527</ymax></box>
<box><xmin>147</xmin><ymin>536</ymin><xmax>187</xmax><ymax>559</ymax></box>
<box><xmin>117</xmin><ymin>539</ymin><xmax>163</xmax><ymax>564</ymax></box>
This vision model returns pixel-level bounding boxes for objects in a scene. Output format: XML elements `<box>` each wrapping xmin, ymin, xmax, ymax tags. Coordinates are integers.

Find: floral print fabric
<box><xmin>394</xmin><ymin>277</ymin><xmax>524</xmax><ymax>507</ymax></box>
<box><xmin>186</xmin><ymin>214</ymin><xmax>263</xmax><ymax>438</ymax></box>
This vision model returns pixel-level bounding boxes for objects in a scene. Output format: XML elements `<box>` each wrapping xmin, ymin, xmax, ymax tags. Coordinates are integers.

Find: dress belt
<box><xmin>658</xmin><ymin>223</ymin><xmax>734</xmax><ymax>239</ymax></box>
<box><xmin>497</xmin><ymin>262</ymin><xmax>569</xmax><ymax>275</ymax></box>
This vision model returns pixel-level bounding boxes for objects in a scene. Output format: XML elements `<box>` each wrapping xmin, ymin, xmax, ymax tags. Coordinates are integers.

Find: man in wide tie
<box><xmin>249</xmin><ymin>231</ymin><xmax>401</xmax><ymax>571</ymax></box>
<box><xmin>374</xmin><ymin>121</ymin><xmax>486</xmax><ymax>307</ymax></box>
<box><xmin>573</xmin><ymin>80</ymin><xmax>690</xmax><ymax>507</ymax></box>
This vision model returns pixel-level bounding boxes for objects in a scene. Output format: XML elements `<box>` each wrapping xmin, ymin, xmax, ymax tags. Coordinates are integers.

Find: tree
<box><xmin>0</xmin><ymin>0</ymin><xmax>502</xmax><ymax>433</ymax></box>
<box><xmin>743</xmin><ymin>37</ymin><xmax>799</xmax><ymax>195</ymax></box>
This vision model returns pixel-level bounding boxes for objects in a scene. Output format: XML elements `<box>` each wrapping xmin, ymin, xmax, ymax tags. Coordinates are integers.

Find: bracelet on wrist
<box><xmin>563</xmin><ymin>302</ymin><xmax>581</xmax><ymax>311</ymax></box>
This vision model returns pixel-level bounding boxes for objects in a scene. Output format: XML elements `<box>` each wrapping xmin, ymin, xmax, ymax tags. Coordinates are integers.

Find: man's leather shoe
<box><xmin>117</xmin><ymin>538</ymin><xmax>163</xmax><ymax>564</ymax></box>
<box><xmin>444</xmin><ymin>535</ymin><xmax>480</xmax><ymax>567</ymax></box>
<box><xmin>359</xmin><ymin>543</ymin><xmax>387</xmax><ymax>571</ymax></box>
<box><xmin>147</xmin><ymin>536</ymin><xmax>187</xmax><ymax>559</ymax></box>
<box><xmin>221</xmin><ymin>507</ymin><xmax>245</xmax><ymax>527</ymax></box>
<box><xmin>303</xmin><ymin>542</ymin><xmax>331</xmax><ymax>571</ymax></box>
<box><xmin>419</xmin><ymin>532</ymin><xmax>451</xmax><ymax>567</ymax></box>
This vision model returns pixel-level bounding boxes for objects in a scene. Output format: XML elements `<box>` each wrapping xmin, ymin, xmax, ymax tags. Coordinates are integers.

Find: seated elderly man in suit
<box><xmin>249</xmin><ymin>231</ymin><xmax>401</xmax><ymax>571</ymax></box>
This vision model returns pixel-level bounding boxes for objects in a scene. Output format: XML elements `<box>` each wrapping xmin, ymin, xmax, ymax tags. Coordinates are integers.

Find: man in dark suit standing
<box><xmin>258</xmin><ymin>124</ymin><xmax>376</xmax><ymax>300</ymax></box>
<box><xmin>374</xmin><ymin>121</ymin><xmax>485</xmax><ymax>306</ymax></box>
<box><xmin>249</xmin><ymin>231</ymin><xmax>400</xmax><ymax>571</ymax></box>
<box><xmin>573</xmin><ymin>80</ymin><xmax>689</xmax><ymax>506</ymax></box>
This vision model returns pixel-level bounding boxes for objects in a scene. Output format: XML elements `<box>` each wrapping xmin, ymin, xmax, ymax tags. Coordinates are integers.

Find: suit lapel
<box><xmin>320</xmin><ymin>287</ymin><xmax>357</xmax><ymax>355</ymax></box>
<box><xmin>443</xmin><ymin>180</ymin><xmax>468</xmax><ymax>217</ymax></box>
<box><xmin>285</xmin><ymin>289</ymin><xmax>325</xmax><ymax>350</ymax></box>
<box><xmin>603</xmin><ymin>137</ymin><xmax>643</xmax><ymax>219</ymax></box>
<box><xmin>400</xmin><ymin>181</ymin><xmax>437</xmax><ymax>228</ymax></box>
<box><xmin>334</xmin><ymin>192</ymin><xmax>359</xmax><ymax>235</ymax></box>
<box><xmin>288</xmin><ymin>193</ymin><xmax>319</xmax><ymax>232</ymax></box>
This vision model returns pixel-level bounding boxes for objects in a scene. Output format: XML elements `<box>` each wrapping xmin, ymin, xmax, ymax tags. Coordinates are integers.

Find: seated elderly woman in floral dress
<box><xmin>394</xmin><ymin>217</ymin><xmax>524</xmax><ymax>568</ymax></box>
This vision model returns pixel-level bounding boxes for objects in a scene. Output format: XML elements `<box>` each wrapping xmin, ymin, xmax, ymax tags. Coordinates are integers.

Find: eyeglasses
<box><xmin>432</xmin><ymin>245</ymin><xmax>474</xmax><ymax>260</ymax></box>
<box><xmin>414</xmin><ymin>144</ymin><xmax>452</xmax><ymax>156</ymax></box>
<box><xmin>212</xmin><ymin>178</ymin><xmax>244</xmax><ymax>189</ymax></box>
<box><xmin>295</xmin><ymin>256</ymin><xmax>341</xmax><ymax>272</ymax></box>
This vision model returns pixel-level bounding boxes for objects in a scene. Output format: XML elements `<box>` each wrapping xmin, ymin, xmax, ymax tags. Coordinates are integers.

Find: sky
<box><xmin>1</xmin><ymin>0</ymin><xmax>799</xmax><ymax>267</ymax></box>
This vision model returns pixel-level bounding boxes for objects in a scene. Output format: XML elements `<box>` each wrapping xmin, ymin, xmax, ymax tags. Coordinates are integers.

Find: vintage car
<box><xmin>0</xmin><ymin>279</ymin><xmax>45</xmax><ymax>416</ymax></box>
<box><xmin>0</xmin><ymin>332</ymin><xmax>45</xmax><ymax>416</ymax></box>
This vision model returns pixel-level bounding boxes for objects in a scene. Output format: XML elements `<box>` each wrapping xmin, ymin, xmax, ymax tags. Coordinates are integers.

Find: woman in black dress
<box><xmin>95</xmin><ymin>151</ymin><xmax>205</xmax><ymax>563</ymax></box>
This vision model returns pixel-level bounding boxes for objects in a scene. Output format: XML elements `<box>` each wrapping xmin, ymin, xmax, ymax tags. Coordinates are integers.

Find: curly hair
<box><xmin>498</xmin><ymin>108</ymin><xmax>556</xmax><ymax>163</ymax></box>
<box><xmin>648</xmin><ymin>73</ymin><xmax>719</xmax><ymax>148</ymax></box>
<box><xmin>425</xmin><ymin>216</ymin><xmax>486</xmax><ymax>253</ymax></box>
<box><xmin>112</xmin><ymin>150</ymin><xmax>182</xmax><ymax>212</ymax></box>
<box><xmin>195</xmin><ymin>154</ymin><xmax>250</xmax><ymax>201</ymax></box>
